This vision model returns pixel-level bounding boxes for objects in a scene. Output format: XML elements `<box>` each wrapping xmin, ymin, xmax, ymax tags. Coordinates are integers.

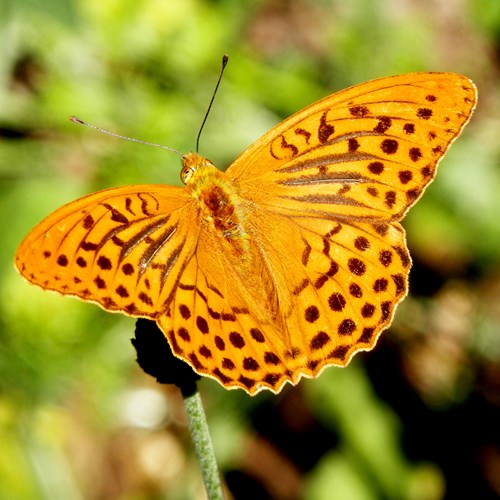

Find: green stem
<box><xmin>182</xmin><ymin>386</ymin><xmax>224</xmax><ymax>499</ymax></box>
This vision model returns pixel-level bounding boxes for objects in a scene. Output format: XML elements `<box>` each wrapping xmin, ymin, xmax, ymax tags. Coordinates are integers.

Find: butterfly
<box><xmin>15</xmin><ymin>72</ymin><xmax>477</xmax><ymax>395</ymax></box>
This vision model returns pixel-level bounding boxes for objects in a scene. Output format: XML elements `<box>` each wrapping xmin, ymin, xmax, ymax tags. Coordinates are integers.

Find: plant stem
<box><xmin>182</xmin><ymin>386</ymin><xmax>224</xmax><ymax>499</ymax></box>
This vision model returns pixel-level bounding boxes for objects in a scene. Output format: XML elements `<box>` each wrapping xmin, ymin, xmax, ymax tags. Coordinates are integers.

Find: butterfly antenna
<box><xmin>69</xmin><ymin>116</ymin><xmax>183</xmax><ymax>157</ymax></box>
<box><xmin>195</xmin><ymin>54</ymin><xmax>229</xmax><ymax>153</ymax></box>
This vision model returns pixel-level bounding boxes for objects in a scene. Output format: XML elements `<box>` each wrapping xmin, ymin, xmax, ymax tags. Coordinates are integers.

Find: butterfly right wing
<box><xmin>15</xmin><ymin>185</ymin><xmax>199</xmax><ymax>319</ymax></box>
<box><xmin>227</xmin><ymin>73</ymin><xmax>476</xmax><ymax>223</ymax></box>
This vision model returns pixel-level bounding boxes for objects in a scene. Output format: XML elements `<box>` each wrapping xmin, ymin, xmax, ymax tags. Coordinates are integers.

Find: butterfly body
<box><xmin>184</xmin><ymin>152</ymin><xmax>248</xmax><ymax>242</ymax></box>
<box><xmin>16</xmin><ymin>72</ymin><xmax>477</xmax><ymax>394</ymax></box>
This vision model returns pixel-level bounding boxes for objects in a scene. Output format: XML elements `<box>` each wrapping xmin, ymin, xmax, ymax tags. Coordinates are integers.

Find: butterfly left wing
<box><xmin>15</xmin><ymin>185</ymin><xmax>200</xmax><ymax>318</ymax></box>
<box><xmin>227</xmin><ymin>72</ymin><xmax>476</xmax><ymax>222</ymax></box>
<box><xmin>156</xmin><ymin>210</ymin><xmax>296</xmax><ymax>394</ymax></box>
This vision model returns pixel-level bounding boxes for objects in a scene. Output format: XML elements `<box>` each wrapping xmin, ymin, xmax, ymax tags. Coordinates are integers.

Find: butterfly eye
<box><xmin>181</xmin><ymin>165</ymin><xmax>196</xmax><ymax>184</ymax></box>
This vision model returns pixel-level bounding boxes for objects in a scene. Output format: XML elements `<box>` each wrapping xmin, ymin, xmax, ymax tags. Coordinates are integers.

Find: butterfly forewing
<box><xmin>16</xmin><ymin>185</ymin><xmax>197</xmax><ymax>317</ymax></box>
<box><xmin>229</xmin><ymin>73</ymin><xmax>477</xmax><ymax>223</ymax></box>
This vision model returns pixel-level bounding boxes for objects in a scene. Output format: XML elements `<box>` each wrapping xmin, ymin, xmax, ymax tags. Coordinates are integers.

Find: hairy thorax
<box><xmin>183</xmin><ymin>152</ymin><xmax>248</xmax><ymax>246</ymax></box>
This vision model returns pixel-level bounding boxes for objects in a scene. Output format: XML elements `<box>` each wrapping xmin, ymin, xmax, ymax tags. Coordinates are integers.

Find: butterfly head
<box><xmin>181</xmin><ymin>152</ymin><xmax>217</xmax><ymax>185</ymax></box>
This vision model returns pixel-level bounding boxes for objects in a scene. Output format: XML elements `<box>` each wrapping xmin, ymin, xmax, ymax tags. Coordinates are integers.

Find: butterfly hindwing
<box><xmin>158</xmin><ymin>199</ymin><xmax>411</xmax><ymax>394</ymax></box>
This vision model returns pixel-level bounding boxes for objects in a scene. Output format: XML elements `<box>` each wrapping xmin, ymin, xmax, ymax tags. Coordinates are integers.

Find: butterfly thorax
<box><xmin>182</xmin><ymin>152</ymin><xmax>247</xmax><ymax>241</ymax></box>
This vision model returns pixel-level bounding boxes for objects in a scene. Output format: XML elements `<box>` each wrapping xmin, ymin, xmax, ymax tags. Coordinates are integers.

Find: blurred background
<box><xmin>1</xmin><ymin>0</ymin><xmax>499</xmax><ymax>498</ymax></box>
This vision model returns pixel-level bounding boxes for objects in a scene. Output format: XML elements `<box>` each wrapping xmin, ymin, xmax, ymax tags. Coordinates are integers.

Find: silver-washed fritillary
<box><xmin>15</xmin><ymin>72</ymin><xmax>477</xmax><ymax>394</ymax></box>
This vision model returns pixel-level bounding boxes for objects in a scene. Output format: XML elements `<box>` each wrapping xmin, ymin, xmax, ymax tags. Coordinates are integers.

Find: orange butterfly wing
<box><xmin>229</xmin><ymin>72</ymin><xmax>476</xmax><ymax>220</ymax></box>
<box><xmin>15</xmin><ymin>73</ymin><xmax>477</xmax><ymax>395</ymax></box>
<box><xmin>16</xmin><ymin>185</ymin><xmax>199</xmax><ymax>317</ymax></box>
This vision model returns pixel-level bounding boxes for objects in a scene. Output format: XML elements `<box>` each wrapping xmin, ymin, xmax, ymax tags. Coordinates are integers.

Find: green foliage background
<box><xmin>1</xmin><ymin>0</ymin><xmax>499</xmax><ymax>499</ymax></box>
